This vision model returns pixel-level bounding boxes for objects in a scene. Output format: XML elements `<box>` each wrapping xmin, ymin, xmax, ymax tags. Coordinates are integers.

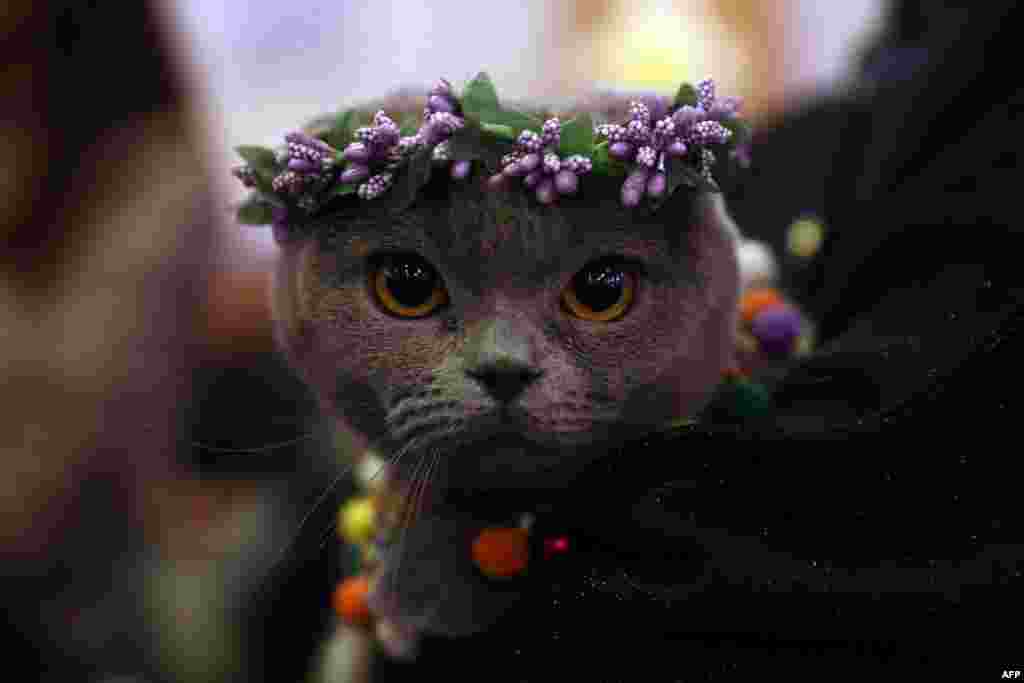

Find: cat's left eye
<box><xmin>370</xmin><ymin>254</ymin><xmax>449</xmax><ymax>318</ymax></box>
<box><xmin>562</xmin><ymin>259</ymin><xmax>636</xmax><ymax>322</ymax></box>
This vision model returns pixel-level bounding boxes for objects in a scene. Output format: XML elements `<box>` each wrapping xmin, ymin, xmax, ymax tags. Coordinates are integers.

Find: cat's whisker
<box><xmin>391</xmin><ymin>453</ymin><xmax>429</xmax><ymax>595</ymax></box>
<box><xmin>188</xmin><ymin>431</ymin><xmax>320</xmax><ymax>454</ymax></box>
<box><xmin>251</xmin><ymin>453</ymin><xmax>357</xmax><ymax>606</ymax></box>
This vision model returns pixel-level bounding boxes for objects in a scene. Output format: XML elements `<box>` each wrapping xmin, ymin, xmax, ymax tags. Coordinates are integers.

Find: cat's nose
<box><xmin>466</xmin><ymin>361</ymin><xmax>543</xmax><ymax>403</ymax></box>
<box><xmin>464</xmin><ymin>318</ymin><xmax>542</xmax><ymax>402</ymax></box>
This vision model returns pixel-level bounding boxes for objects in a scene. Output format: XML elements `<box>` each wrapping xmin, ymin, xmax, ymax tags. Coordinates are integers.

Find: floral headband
<box><xmin>232</xmin><ymin>73</ymin><xmax>750</xmax><ymax>230</ymax></box>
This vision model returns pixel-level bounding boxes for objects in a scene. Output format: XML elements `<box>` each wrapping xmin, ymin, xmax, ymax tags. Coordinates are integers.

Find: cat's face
<box><xmin>273</xmin><ymin>186</ymin><xmax>739</xmax><ymax>491</ymax></box>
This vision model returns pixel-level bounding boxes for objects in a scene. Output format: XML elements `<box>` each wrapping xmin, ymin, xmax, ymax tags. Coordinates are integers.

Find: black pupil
<box><xmin>386</xmin><ymin>258</ymin><xmax>437</xmax><ymax>307</ymax></box>
<box><xmin>573</xmin><ymin>264</ymin><xmax>624</xmax><ymax>312</ymax></box>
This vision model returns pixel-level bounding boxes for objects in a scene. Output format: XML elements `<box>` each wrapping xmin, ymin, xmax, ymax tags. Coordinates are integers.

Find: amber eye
<box><xmin>561</xmin><ymin>260</ymin><xmax>636</xmax><ymax>322</ymax></box>
<box><xmin>370</xmin><ymin>254</ymin><xmax>449</xmax><ymax>318</ymax></box>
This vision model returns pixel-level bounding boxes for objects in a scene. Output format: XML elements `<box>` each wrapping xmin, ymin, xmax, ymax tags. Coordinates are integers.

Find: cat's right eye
<box><xmin>369</xmin><ymin>253</ymin><xmax>449</xmax><ymax>318</ymax></box>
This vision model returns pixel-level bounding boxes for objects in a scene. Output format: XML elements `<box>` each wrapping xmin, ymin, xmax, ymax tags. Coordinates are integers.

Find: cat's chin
<box><xmin>390</xmin><ymin>427</ymin><xmax>612</xmax><ymax>496</ymax></box>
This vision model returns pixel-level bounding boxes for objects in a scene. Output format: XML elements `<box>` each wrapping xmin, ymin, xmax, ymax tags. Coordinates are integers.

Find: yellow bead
<box><xmin>338</xmin><ymin>497</ymin><xmax>376</xmax><ymax>545</ymax></box>
<box><xmin>787</xmin><ymin>217</ymin><xmax>825</xmax><ymax>258</ymax></box>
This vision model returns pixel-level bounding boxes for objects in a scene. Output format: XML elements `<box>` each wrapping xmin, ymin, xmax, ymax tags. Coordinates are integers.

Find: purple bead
<box><xmin>450</xmin><ymin>160</ymin><xmax>472</xmax><ymax>180</ymax></box>
<box><xmin>624</xmin><ymin>167</ymin><xmax>650</xmax><ymax>189</ymax></box>
<box><xmin>672</xmin><ymin>105</ymin><xmax>705</xmax><ymax>129</ymax></box>
<box><xmin>628</xmin><ymin>101</ymin><xmax>651</xmax><ymax>125</ymax></box>
<box><xmin>288</xmin><ymin>158</ymin><xmax>317</xmax><ymax>173</ymax></box>
<box><xmin>562</xmin><ymin>155</ymin><xmax>593</xmax><ymax>174</ymax></box>
<box><xmin>428</xmin><ymin>94</ymin><xmax>455</xmax><ymax>114</ymax></box>
<box><xmin>341</xmin><ymin>165</ymin><xmax>370</xmax><ymax>184</ymax></box>
<box><xmin>609</xmin><ymin>141</ymin><xmax>634</xmax><ymax>160</ymax></box>
<box><xmin>486</xmin><ymin>173</ymin><xmax>508</xmax><ymax>191</ymax></box>
<box><xmin>696</xmin><ymin>78</ymin><xmax>716</xmax><ymax>110</ymax></box>
<box><xmin>621</xmin><ymin>184</ymin><xmax>643</xmax><ymax>207</ymax></box>
<box><xmin>636</xmin><ymin>146</ymin><xmax>658</xmax><ymax>168</ymax></box>
<box><xmin>535</xmin><ymin>178</ymin><xmax>556</xmax><ymax>204</ymax></box>
<box><xmin>750</xmin><ymin>306</ymin><xmax>801</xmax><ymax>356</ymax></box>
<box><xmin>543</xmin><ymin>153</ymin><xmax>561</xmax><ymax>174</ymax></box>
<box><xmin>542</xmin><ymin>118</ymin><xmax>561</xmax><ymax>147</ymax></box>
<box><xmin>626</xmin><ymin>119</ymin><xmax>650</xmax><ymax>145</ymax></box>
<box><xmin>709</xmin><ymin>96</ymin><xmax>741</xmax><ymax>120</ymax></box>
<box><xmin>688</xmin><ymin>120</ymin><xmax>732</xmax><ymax>146</ymax></box>
<box><xmin>503</xmin><ymin>161</ymin><xmax>527</xmax><ymax>177</ymax></box>
<box><xmin>343</xmin><ymin>142</ymin><xmax>371</xmax><ymax>164</ymax></box>
<box><xmin>621</xmin><ymin>168</ymin><xmax>650</xmax><ymax>207</ymax></box>
<box><xmin>666</xmin><ymin>140</ymin><xmax>689</xmax><ymax>157</ymax></box>
<box><xmin>519</xmin><ymin>152</ymin><xmax>541</xmax><ymax>173</ymax></box>
<box><xmin>429</xmin><ymin>78</ymin><xmax>453</xmax><ymax>98</ymax></box>
<box><xmin>524</xmin><ymin>170</ymin><xmax>543</xmax><ymax>189</ymax></box>
<box><xmin>646</xmin><ymin>172</ymin><xmax>667</xmax><ymax>198</ymax></box>
<box><xmin>517</xmin><ymin>130</ymin><xmax>543</xmax><ymax>153</ymax></box>
<box><xmin>597</xmin><ymin>123</ymin><xmax>627</xmax><ymax>143</ymax></box>
<box><xmin>554</xmin><ymin>170</ymin><xmax>578</xmax><ymax>195</ymax></box>
<box><xmin>642</xmin><ymin>95</ymin><xmax>672</xmax><ymax>123</ymax></box>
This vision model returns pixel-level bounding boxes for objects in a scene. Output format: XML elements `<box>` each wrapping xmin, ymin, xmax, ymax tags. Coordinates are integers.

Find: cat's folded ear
<box><xmin>271</xmin><ymin>236</ymin><xmax>316</xmax><ymax>367</ymax></box>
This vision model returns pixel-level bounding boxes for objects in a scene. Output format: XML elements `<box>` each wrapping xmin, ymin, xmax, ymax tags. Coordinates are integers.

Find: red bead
<box><xmin>543</xmin><ymin>536</ymin><xmax>570</xmax><ymax>559</ymax></box>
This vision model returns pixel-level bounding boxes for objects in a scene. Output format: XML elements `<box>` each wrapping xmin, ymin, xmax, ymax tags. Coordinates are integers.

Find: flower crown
<box><xmin>233</xmin><ymin>73</ymin><xmax>750</xmax><ymax>230</ymax></box>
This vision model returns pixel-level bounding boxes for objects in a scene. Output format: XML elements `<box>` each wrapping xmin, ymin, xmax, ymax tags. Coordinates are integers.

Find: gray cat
<box><xmin>271</xmin><ymin>170</ymin><xmax>742</xmax><ymax>659</ymax></box>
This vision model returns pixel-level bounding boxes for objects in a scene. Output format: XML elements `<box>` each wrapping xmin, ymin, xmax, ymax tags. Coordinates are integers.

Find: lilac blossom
<box><xmin>595</xmin><ymin>78</ymin><xmax>742</xmax><ymax>206</ymax></box>
<box><xmin>494</xmin><ymin>117</ymin><xmax>593</xmax><ymax>204</ymax></box>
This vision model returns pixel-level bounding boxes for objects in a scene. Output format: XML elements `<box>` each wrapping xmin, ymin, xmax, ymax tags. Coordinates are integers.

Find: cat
<box><xmin>271</xmin><ymin>165</ymin><xmax>742</xmax><ymax>662</ymax></box>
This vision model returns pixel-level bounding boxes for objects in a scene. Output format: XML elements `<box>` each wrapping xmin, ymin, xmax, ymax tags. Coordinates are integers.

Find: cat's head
<box><xmin>272</xmin><ymin>176</ymin><xmax>740</xmax><ymax>492</ymax></box>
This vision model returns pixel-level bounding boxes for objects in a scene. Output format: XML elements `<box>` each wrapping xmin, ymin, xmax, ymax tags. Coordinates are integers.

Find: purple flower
<box><xmin>687</xmin><ymin>120</ymin><xmax>732</xmax><ymax>147</ymax></box>
<box><xmin>357</xmin><ymin>172</ymin><xmax>394</xmax><ymax>200</ymax></box>
<box><xmin>517</xmin><ymin>130</ymin><xmax>544</xmax><ymax>153</ymax></box>
<box><xmin>542</xmin><ymin>118</ymin><xmax>561</xmax><ymax>148</ymax></box>
<box><xmin>696</xmin><ymin>78</ymin><xmax>716</xmax><ymax>111</ymax></box>
<box><xmin>450</xmin><ymin>160</ymin><xmax>472</xmax><ymax>180</ymax></box>
<box><xmin>495</xmin><ymin>117</ymin><xmax>593</xmax><ymax>204</ymax></box>
<box><xmin>628</xmin><ymin>101</ymin><xmax>651</xmax><ymax>126</ymax></box>
<box><xmin>636</xmin><ymin>146</ymin><xmax>658</xmax><ymax>168</ymax></box>
<box><xmin>543</xmin><ymin>153</ymin><xmax>561</xmax><ymax>174</ymax></box>
<box><xmin>672</xmin><ymin>105</ymin><xmax>706</xmax><ymax>129</ymax></box>
<box><xmin>595</xmin><ymin>80</ymin><xmax>743</xmax><ymax>206</ymax></box>
<box><xmin>561</xmin><ymin>155</ymin><xmax>592</xmax><ymax>174</ymax></box>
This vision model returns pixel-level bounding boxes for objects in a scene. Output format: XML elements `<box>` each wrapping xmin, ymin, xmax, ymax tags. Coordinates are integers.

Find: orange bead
<box><xmin>332</xmin><ymin>575</ymin><xmax>373</xmax><ymax>627</ymax></box>
<box><xmin>722</xmin><ymin>365</ymin><xmax>747</xmax><ymax>382</ymax></box>
<box><xmin>739</xmin><ymin>288</ymin><xmax>784</xmax><ymax>324</ymax></box>
<box><xmin>471</xmin><ymin>527</ymin><xmax>530</xmax><ymax>578</ymax></box>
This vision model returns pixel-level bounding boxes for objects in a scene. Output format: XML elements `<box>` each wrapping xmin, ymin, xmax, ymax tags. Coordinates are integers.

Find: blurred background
<box><xmin>4</xmin><ymin>1</ymin><xmax>1016</xmax><ymax>682</ymax></box>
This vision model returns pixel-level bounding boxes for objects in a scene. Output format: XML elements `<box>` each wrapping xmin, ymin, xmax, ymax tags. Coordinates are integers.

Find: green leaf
<box><xmin>234</xmin><ymin>145</ymin><xmax>279</xmax><ymax>194</ymax></box>
<box><xmin>487</xmin><ymin>109</ymin><xmax>543</xmax><ymax>138</ymax></box>
<box><xmin>558</xmin><ymin>113</ymin><xmax>594</xmax><ymax>158</ymax></box>
<box><xmin>443</xmin><ymin>116</ymin><xmax>516</xmax><ymax>172</ymax></box>
<box><xmin>461</xmin><ymin>72</ymin><xmax>500</xmax><ymax>120</ymax></box>
<box><xmin>480</xmin><ymin>122</ymin><xmax>516</xmax><ymax>141</ymax></box>
<box><xmin>674</xmin><ymin>82</ymin><xmax>699</xmax><ymax>108</ymax></box>
<box><xmin>322</xmin><ymin>110</ymin><xmax>356</xmax><ymax>150</ymax></box>
<box><xmin>590</xmin><ymin>140</ymin><xmax>628</xmax><ymax>177</ymax></box>
<box><xmin>236</xmin><ymin>195</ymin><xmax>276</xmax><ymax>225</ymax></box>
<box><xmin>235</xmin><ymin>145</ymin><xmax>277</xmax><ymax>172</ymax></box>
